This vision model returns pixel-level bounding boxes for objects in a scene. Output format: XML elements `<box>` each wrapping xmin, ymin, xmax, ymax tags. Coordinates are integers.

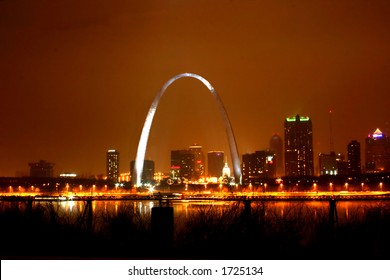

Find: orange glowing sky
<box><xmin>0</xmin><ymin>0</ymin><xmax>389</xmax><ymax>177</ymax></box>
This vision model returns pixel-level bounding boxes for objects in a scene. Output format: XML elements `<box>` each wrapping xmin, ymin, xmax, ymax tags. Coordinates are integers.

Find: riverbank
<box><xmin>1</xmin><ymin>199</ymin><xmax>390</xmax><ymax>260</ymax></box>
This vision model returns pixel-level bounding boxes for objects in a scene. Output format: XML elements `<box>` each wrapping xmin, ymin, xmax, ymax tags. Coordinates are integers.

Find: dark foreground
<box><xmin>1</xmin><ymin>200</ymin><xmax>390</xmax><ymax>260</ymax></box>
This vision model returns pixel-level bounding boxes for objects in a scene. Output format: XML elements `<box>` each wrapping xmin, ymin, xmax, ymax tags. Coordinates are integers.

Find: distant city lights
<box><xmin>59</xmin><ymin>173</ymin><xmax>77</xmax><ymax>178</ymax></box>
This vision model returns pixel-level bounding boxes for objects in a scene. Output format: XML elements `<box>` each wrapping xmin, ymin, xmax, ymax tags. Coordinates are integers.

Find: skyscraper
<box><xmin>241</xmin><ymin>150</ymin><xmax>276</xmax><ymax>185</ymax></box>
<box><xmin>269</xmin><ymin>133</ymin><xmax>284</xmax><ymax>177</ymax></box>
<box><xmin>207</xmin><ymin>151</ymin><xmax>225</xmax><ymax>178</ymax></box>
<box><xmin>106</xmin><ymin>150</ymin><xmax>119</xmax><ymax>182</ymax></box>
<box><xmin>365</xmin><ymin>128</ymin><xmax>390</xmax><ymax>173</ymax></box>
<box><xmin>284</xmin><ymin>115</ymin><xmax>314</xmax><ymax>177</ymax></box>
<box><xmin>189</xmin><ymin>145</ymin><xmax>205</xmax><ymax>180</ymax></box>
<box><xmin>170</xmin><ymin>145</ymin><xmax>205</xmax><ymax>181</ymax></box>
<box><xmin>347</xmin><ymin>140</ymin><xmax>361</xmax><ymax>175</ymax></box>
<box><xmin>171</xmin><ymin>149</ymin><xmax>194</xmax><ymax>180</ymax></box>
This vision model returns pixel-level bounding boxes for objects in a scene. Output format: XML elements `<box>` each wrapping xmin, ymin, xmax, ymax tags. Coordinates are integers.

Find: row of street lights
<box><xmin>238</xmin><ymin>182</ymin><xmax>385</xmax><ymax>195</ymax></box>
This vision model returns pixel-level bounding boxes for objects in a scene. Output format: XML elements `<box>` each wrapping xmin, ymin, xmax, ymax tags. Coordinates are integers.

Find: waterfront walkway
<box><xmin>1</xmin><ymin>191</ymin><xmax>390</xmax><ymax>202</ymax></box>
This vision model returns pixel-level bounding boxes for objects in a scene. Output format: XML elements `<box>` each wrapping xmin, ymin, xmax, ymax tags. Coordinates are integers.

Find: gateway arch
<box><xmin>134</xmin><ymin>73</ymin><xmax>241</xmax><ymax>187</ymax></box>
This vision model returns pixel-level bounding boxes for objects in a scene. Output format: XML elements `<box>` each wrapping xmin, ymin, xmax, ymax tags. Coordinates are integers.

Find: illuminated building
<box><xmin>269</xmin><ymin>133</ymin><xmax>284</xmax><ymax>178</ymax></box>
<box><xmin>348</xmin><ymin>140</ymin><xmax>361</xmax><ymax>175</ymax></box>
<box><xmin>222</xmin><ymin>162</ymin><xmax>231</xmax><ymax>178</ymax></box>
<box><xmin>319</xmin><ymin>152</ymin><xmax>346</xmax><ymax>175</ymax></box>
<box><xmin>284</xmin><ymin>115</ymin><xmax>314</xmax><ymax>176</ymax></box>
<box><xmin>241</xmin><ymin>150</ymin><xmax>275</xmax><ymax>185</ymax></box>
<box><xmin>170</xmin><ymin>145</ymin><xmax>205</xmax><ymax>181</ymax></box>
<box><xmin>170</xmin><ymin>149</ymin><xmax>194</xmax><ymax>180</ymax></box>
<box><xmin>119</xmin><ymin>172</ymin><xmax>130</xmax><ymax>182</ymax></box>
<box><xmin>207</xmin><ymin>151</ymin><xmax>225</xmax><ymax>178</ymax></box>
<box><xmin>169</xmin><ymin>165</ymin><xmax>181</xmax><ymax>181</ymax></box>
<box><xmin>130</xmin><ymin>160</ymin><xmax>155</xmax><ymax>185</ymax></box>
<box><xmin>365</xmin><ymin>128</ymin><xmax>390</xmax><ymax>173</ymax></box>
<box><xmin>336</xmin><ymin>153</ymin><xmax>349</xmax><ymax>175</ymax></box>
<box><xmin>106</xmin><ymin>150</ymin><xmax>119</xmax><ymax>182</ymax></box>
<box><xmin>319</xmin><ymin>152</ymin><xmax>337</xmax><ymax>175</ymax></box>
<box><xmin>189</xmin><ymin>145</ymin><xmax>205</xmax><ymax>180</ymax></box>
<box><xmin>220</xmin><ymin>162</ymin><xmax>235</xmax><ymax>184</ymax></box>
<box><xmin>29</xmin><ymin>160</ymin><xmax>54</xmax><ymax>178</ymax></box>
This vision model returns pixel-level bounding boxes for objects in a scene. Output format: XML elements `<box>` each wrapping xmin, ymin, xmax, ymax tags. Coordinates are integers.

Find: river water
<box><xmin>2</xmin><ymin>199</ymin><xmax>388</xmax><ymax>227</ymax></box>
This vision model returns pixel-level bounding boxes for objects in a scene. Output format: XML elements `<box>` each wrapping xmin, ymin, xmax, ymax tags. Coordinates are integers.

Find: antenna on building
<box><xmin>329</xmin><ymin>109</ymin><xmax>334</xmax><ymax>153</ymax></box>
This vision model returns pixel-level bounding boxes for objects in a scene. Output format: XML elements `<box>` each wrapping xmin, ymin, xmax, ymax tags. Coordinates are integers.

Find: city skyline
<box><xmin>1</xmin><ymin>99</ymin><xmax>388</xmax><ymax>178</ymax></box>
<box><xmin>15</xmin><ymin>125</ymin><xmax>390</xmax><ymax>179</ymax></box>
<box><xmin>1</xmin><ymin>0</ymin><xmax>389</xmax><ymax>177</ymax></box>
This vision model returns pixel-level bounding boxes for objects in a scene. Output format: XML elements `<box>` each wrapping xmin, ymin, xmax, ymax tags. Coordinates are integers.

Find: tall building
<box><xmin>207</xmin><ymin>151</ymin><xmax>225</xmax><ymax>178</ymax></box>
<box><xmin>241</xmin><ymin>150</ymin><xmax>275</xmax><ymax>185</ymax></box>
<box><xmin>365</xmin><ymin>128</ymin><xmax>390</xmax><ymax>173</ymax></box>
<box><xmin>269</xmin><ymin>133</ymin><xmax>284</xmax><ymax>177</ymax></box>
<box><xmin>319</xmin><ymin>152</ymin><xmax>344</xmax><ymax>175</ymax></box>
<box><xmin>284</xmin><ymin>115</ymin><xmax>314</xmax><ymax>177</ymax></box>
<box><xmin>106</xmin><ymin>150</ymin><xmax>119</xmax><ymax>182</ymax></box>
<box><xmin>29</xmin><ymin>160</ymin><xmax>54</xmax><ymax>178</ymax></box>
<box><xmin>130</xmin><ymin>160</ymin><xmax>155</xmax><ymax>185</ymax></box>
<box><xmin>348</xmin><ymin>140</ymin><xmax>361</xmax><ymax>175</ymax></box>
<box><xmin>171</xmin><ymin>149</ymin><xmax>194</xmax><ymax>180</ymax></box>
<box><xmin>335</xmin><ymin>153</ymin><xmax>349</xmax><ymax>175</ymax></box>
<box><xmin>170</xmin><ymin>145</ymin><xmax>205</xmax><ymax>181</ymax></box>
<box><xmin>189</xmin><ymin>145</ymin><xmax>205</xmax><ymax>180</ymax></box>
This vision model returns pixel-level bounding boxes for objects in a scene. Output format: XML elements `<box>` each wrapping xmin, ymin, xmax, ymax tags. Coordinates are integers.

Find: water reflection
<box><xmin>1</xmin><ymin>199</ymin><xmax>388</xmax><ymax>227</ymax></box>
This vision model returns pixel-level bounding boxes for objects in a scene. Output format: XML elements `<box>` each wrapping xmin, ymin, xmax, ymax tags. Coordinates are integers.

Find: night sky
<box><xmin>1</xmin><ymin>0</ymin><xmax>389</xmax><ymax>177</ymax></box>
